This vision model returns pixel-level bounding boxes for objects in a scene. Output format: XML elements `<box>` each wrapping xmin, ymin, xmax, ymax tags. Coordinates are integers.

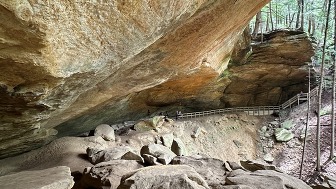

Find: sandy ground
<box><xmin>0</xmin><ymin>113</ymin><xmax>263</xmax><ymax>177</ymax></box>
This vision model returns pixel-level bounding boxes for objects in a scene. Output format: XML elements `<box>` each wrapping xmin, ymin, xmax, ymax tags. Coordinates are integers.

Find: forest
<box><xmin>250</xmin><ymin>0</ymin><xmax>336</xmax><ymax>175</ymax></box>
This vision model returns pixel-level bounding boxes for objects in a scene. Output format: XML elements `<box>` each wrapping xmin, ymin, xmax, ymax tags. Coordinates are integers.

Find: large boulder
<box><xmin>161</xmin><ymin>133</ymin><xmax>174</xmax><ymax>148</ymax></box>
<box><xmin>226</xmin><ymin>169</ymin><xmax>312</xmax><ymax>189</ymax></box>
<box><xmin>80</xmin><ymin>160</ymin><xmax>143</xmax><ymax>189</ymax></box>
<box><xmin>87</xmin><ymin>146</ymin><xmax>141</xmax><ymax>164</ymax></box>
<box><xmin>222</xmin><ymin>186</ymin><xmax>253</xmax><ymax>189</ymax></box>
<box><xmin>171</xmin><ymin>138</ymin><xmax>187</xmax><ymax>156</ymax></box>
<box><xmin>0</xmin><ymin>166</ymin><xmax>74</xmax><ymax>189</ymax></box>
<box><xmin>240</xmin><ymin>160</ymin><xmax>281</xmax><ymax>172</ymax></box>
<box><xmin>134</xmin><ymin>116</ymin><xmax>167</xmax><ymax>132</ymax></box>
<box><xmin>312</xmin><ymin>176</ymin><xmax>336</xmax><ymax>189</ymax></box>
<box><xmin>118</xmin><ymin>165</ymin><xmax>210</xmax><ymax>189</ymax></box>
<box><xmin>171</xmin><ymin>156</ymin><xmax>227</xmax><ymax>188</ymax></box>
<box><xmin>275</xmin><ymin>128</ymin><xmax>294</xmax><ymax>142</ymax></box>
<box><xmin>94</xmin><ymin>124</ymin><xmax>115</xmax><ymax>141</ymax></box>
<box><xmin>140</xmin><ymin>144</ymin><xmax>176</xmax><ymax>165</ymax></box>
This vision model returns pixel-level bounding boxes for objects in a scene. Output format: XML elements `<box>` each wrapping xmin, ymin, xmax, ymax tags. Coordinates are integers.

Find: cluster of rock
<box><xmin>80</xmin><ymin>143</ymin><xmax>313</xmax><ymax>189</ymax></box>
<box><xmin>313</xmin><ymin>175</ymin><xmax>336</xmax><ymax>189</ymax></box>
<box><xmin>259</xmin><ymin>118</ymin><xmax>297</xmax><ymax>162</ymax></box>
<box><xmin>1</xmin><ymin>118</ymin><xmax>335</xmax><ymax>189</ymax></box>
<box><xmin>77</xmin><ymin>127</ymin><xmax>313</xmax><ymax>189</ymax></box>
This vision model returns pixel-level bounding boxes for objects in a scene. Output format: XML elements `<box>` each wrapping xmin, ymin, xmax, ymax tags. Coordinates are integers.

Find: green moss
<box><xmin>281</xmin><ymin>119</ymin><xmax>295</xmax><ymax>129</ymax></box>
<box><xmin>219</xmin><ymin>69</ymin><xmax>231</xmax><ymax>78</ymax></box>
<box><xmin>320</xmin><ymin>106</ymin><xmax>331</xmax><ymax>116</ymax></box>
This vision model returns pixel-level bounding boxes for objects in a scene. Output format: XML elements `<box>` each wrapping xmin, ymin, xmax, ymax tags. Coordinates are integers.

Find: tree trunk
<box><xmin>317</xmin><ymin>0</ymin><xmax>332</xmax><ymax>172</ymax></box>
<box><xmin>296</xmin><ymin>0</ymin><xmax>301</xmax><ymax>29</ymax></box>
<box><xmin>299</xmin><ymin>0</ymin><xmax>304</xmax><ymax>31</ymax></box>
<box><xmin>311</xmin><ymin>17</ymin><xmax>315</xmax><ymax>35</ymax></box>
<box><xmin>275</xmin><ymin>0</ymin><xmax>278</xmax><ymax>29</ymax></box>
<box><xmin>300</xmin><ymin>66</ymin><xmax>311</xmax><ymax>179</ymax></box>
<box><xmin>308</xmin><ymin>15</ymin><xmax>312</xmax><ymax>34</ymax></box>
<box><xmin>260</xmin><ymin>17</ymin><xmax>264</xmax><ymax>43</ymax></box>
<box><xmin>269</xmin><ymin>2</ymin><xmax>274</xmax><ymax>30</ymax></box>
<box><xmin>331</xmin><ymin>0</ymin><xmax>336</xmax><ymax>160</ymax></box>
<box><xmin>252</xmin><ymin>11</ymin><xmax>262</xmax><ymax>38</ymax></box>
<box><xmin>290</xmin><ymin>13</ymin><xmax>296</xmax><ymax>28</ymax></box>
<box><xmin>266</xmin><ymin>12</ymin><xmax>270</xmax><ymax>32</ymax></box>
<box><xmin>288</xmin><ymin>3</ymin><xmax>293</xmax><ymax>28</ymax></box>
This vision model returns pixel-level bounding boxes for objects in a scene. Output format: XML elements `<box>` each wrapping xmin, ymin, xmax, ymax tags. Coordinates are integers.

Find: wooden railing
<box><xmin>178</xmin><ymin>106</ymin><xmax>280</xmax><ymax>119</ymax></box>
<box><xmin>178</xmin><ymin>87</ymin><xmax>319</xmax><ymax>119</ymax></box>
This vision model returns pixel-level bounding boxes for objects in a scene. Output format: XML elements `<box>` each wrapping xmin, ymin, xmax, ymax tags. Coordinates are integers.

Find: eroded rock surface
<box><xmin>222</xmin><ymin>30</ymin><xmax>314</xmax><ymax>107</ymax></box>
<box><xmin>80</xmin><ymin>160</ymin><xmax>143</xmax><ymax>189</ymax></box>
<box><xmin>118</xmin><ymin>165</ymin><xmax>210</xmax><ymax>189</ymax></box>
<box><xmin>171</xmin><ymin>156</ymin><xmax>227</xmax><ymax>188</ymax></box>
<box><xmin>0</xmin><ymin>0</ymin><xmax>270</xmax><ymax>158</ymax></box>
<box><xmin>0</xmin><ymin>166</ymin><xmax>74</xmax><ymax>189</ymax></box>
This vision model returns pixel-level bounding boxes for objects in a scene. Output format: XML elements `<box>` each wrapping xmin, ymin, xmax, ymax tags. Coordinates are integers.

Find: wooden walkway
<box><xmin>178</xmin><ymin>87</ymin><xmax>319</xmax><ymax>119</ymax></box>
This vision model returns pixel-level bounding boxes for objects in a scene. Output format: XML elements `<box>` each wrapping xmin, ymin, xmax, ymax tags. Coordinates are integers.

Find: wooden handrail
<box><xmin>178</xmin><ymin>87</ymin><xmax>318</xmax><ymax>119</ymax></box>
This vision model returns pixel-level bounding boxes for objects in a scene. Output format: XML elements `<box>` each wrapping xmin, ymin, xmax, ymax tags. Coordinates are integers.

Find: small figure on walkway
<box><xmin>147</xmin><ymin>110</ymin><xmax>150</xmax><ymax>116</ymax></box>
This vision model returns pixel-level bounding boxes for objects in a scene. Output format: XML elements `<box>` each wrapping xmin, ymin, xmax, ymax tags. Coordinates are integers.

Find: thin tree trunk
<box><xmin>312</xmin><ymin>17</ymin><xmax>316</xmax><ymax>35</ymax></box>
<box><xmin>296</xmin><ymin>0</ymin><xmax>301</xmax><ymax>29</ymax></box>
<box><xmin>299</xmin><ymin>0</ymin><xmax>304</xmax><ymax>31</ymax></box>
<box><xmin>331</xmin><ymin>0</ymin><xmax>336</xmax><ymax>160</ymax></box>
<box><xmin>260</xmin><ymin>18</ymin><xmax>264</xmax><ymax>43</ymax></box>
<box><xmin>252</xmin><ymin>11</ymin><xmax>262</xmax><ymax>38</ymax></box>
<box><xmin>317</xmin><ymin>0</ymin><xmax>332</xmax><ymax>172</ymax></box>
<box><xmin>290</xmin><ymin>13</ymin><xmax>296</xmax><ymax>28</ymax></box>
<box><xmin>266</xmin><ymin>12</ymin><xmax>270</xmax><ymax>32</ymax></box>
<box><xmin>269</xmin><ymin>2</ymin><xmax>274</xmax><ymax>30</ymax></box>
<box><xmin>308</xmin><ymin>15</ymin><xmax>312</xmax><ymax>34</ymax></box>
<box><xmin>288</xmin><ymin>3</ymin><xmax>292</xmax><ymax>28</ymax></box>
<box><xmin>275</xmin><ymin>0</ymin><xmax>278</xmax><ymax>29</ymax></box>
<box><xmin>300</xmin><ymin>66</ymin><xmax>311</xmax><ymax>179</ymax></box>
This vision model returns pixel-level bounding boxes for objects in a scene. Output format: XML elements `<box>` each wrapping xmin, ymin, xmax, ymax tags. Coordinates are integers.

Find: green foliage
<box><xmin>250</xmin><ymin>0</ymin><xmax>336</xmax><ymax>72</ymax></box>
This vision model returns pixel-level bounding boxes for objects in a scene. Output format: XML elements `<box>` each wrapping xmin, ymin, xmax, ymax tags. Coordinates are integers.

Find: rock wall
<box><xmin>1</xmin><ymin>0</ymin><xmax>270</xmax><ymax>158</ymax></box>
<box><xmin>221</xmin><ymin>30</ymin><xmax>315</xmax><ymax>107</ymax></box>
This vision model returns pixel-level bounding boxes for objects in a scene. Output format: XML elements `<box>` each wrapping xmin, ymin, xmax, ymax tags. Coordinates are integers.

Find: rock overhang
<box><xmin>1</xmin><ymin>0</ymin><xmax>270</xmax><ymax>158</ymax></box>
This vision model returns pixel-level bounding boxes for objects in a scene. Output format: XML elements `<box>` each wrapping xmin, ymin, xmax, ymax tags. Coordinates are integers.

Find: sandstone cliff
<box><xmin>1</xmin><ymin>0</ymin><xmax>274</xmax><ymax>158</ymax></box>
<box><xmin>222</xmin><ymin>30</ymin><xmax>315</xmax><ymax>107</ymax></box>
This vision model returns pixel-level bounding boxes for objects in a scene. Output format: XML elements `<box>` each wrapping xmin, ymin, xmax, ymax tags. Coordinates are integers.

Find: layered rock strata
<box><xmin>222</xmin><ymin>30</ymin><xmax>315</xmax><ymax>107</ymax></box>
<box><xmin>0</xmin><ymin>0</ymin><xmax>270</xmax><ymax>158</ymax></box>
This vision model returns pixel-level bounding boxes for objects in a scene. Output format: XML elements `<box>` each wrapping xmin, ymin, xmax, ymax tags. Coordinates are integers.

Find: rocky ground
<box><xmin>258</xmin><ymin>91</ymin><xmax>336</xmax><ymax>186</ymax></box>
<box><xmin>0</xmin><ymin>105</ymin><xmax>335</xmax><ymax>188</ymax></box>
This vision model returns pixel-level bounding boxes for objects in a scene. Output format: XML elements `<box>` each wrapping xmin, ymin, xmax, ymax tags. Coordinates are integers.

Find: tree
<box><xmin>296</xmin><ymin>0</ymin><xmax>301</xmax><ymax>28</ymax></box>
<box><xmin>299</xmin><ymin>0</ymin><xmax>304</xmax><ymax>31</ymax></box>
<box><xmin>300</xmin><ymin>65</ymin><xmax>312</xmax><ymax>179</ymax></box>
<box><xmin>330</xmin><ymin>0</ymin><xmax>336</xmax><ymax>160</ymax></box>
<box><xmin>316</xmin><ymin>0</ymin><xmax>332</xmax><ymax>172</ymax></box>
<box><xmin>252</xmin><ymin>11</ymin><xmax>262</xmax><ymax>38</ymax></box>
<box><xmin>269</xmin><ymin>2</ymin><xmax>274</xmax><ymax>30</ymax></box>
